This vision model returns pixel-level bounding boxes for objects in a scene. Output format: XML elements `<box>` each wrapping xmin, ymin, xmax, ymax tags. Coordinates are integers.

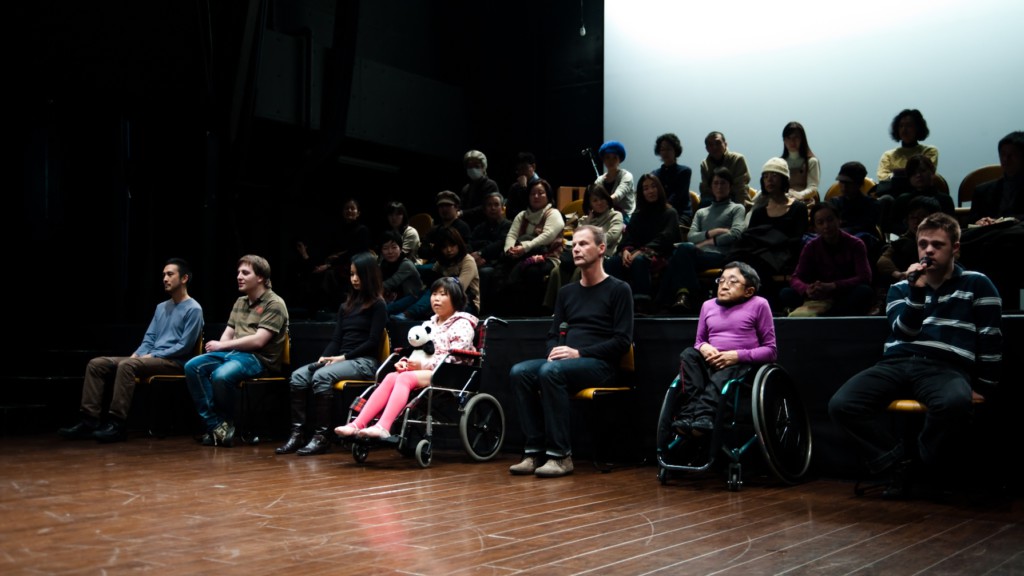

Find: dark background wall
<box><xmin>14</xmin><ymin>0</ymin><xmax>605</xmax><ymax>327</ymax></box>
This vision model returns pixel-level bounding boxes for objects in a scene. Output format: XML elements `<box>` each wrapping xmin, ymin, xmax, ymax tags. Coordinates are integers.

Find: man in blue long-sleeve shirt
<box><xmin>60</xmin><ymin>258</ymin><xmax>204</xmax><ymax>443</ymax></box>
<box><xmin>829</xmin><ymin>213</ymin><xmax>1002</xmax><ymax>498</ymax></box>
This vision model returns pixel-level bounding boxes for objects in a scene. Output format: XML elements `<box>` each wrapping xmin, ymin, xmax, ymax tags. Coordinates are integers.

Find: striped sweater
<box><xmin>883</xmin><ymin>264</ymin><xmax>1002</xmax><ymax>387</ymax></box>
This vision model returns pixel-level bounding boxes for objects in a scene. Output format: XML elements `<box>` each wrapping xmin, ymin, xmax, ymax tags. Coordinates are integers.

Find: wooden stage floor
<box><xmin>2</xmin><ymin>434</ymin><xmax>1022</xmax><ymax>575</ymax></box>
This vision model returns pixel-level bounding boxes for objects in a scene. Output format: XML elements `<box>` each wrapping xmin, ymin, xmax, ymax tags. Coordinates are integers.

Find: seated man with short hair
<box><xmin>673</xmin><ymin>261</ymin><xmax>777</xmax><ymax>434</ymax></box>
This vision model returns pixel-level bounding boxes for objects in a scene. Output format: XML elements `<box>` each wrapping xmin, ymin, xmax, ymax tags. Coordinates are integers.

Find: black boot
<box><xmin>276</xmin><ymin>388</ymin><xmax>308</xmax><ymax>454</ymax></box>
<box><xmin>297</xmin><ymin>393</ymin><xmax>333</xmax><ymax>456</ymax></box>
<box><xmin>59</xmin><ymin>414</ymin><xmax>99</xmax><ymax>440</ymax></box>
<box><xmin>93</xmin><ymin>417</ymin><xmax>127</xmax><ymax>443</ymax></box>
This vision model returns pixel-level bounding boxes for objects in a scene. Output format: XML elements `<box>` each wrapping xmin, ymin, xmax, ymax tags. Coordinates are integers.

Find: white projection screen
<box><xmin>604</xmin><ymin>0</ymin><xmax>1024</xmax><ymax>203</ymax></box>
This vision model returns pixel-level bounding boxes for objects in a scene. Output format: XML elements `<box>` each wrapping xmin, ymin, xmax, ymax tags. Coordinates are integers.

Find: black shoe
<box><xmin>199</xmin><ymin>432</ymin><xmax>214</xmax><ymax>446</ymax></box>
<box><xmin>691</xmin><ymin>416</ymin><xmax>715</xmax><ymax>433</ymax></box>
<box><xmin>882</xmin><ymin>459</ymin><xmax>914</xmax><ymax>500</ymax></box>
<box><xmin>208</xmin><ymin>420</ymin><xmax>235</xmax><ymax>447</ymax></box>
<box><xmin>671</xmin><ymin>418</ymin><xmax>694</xmax><ymax>433</ymax></box>
<box><xmin>93</xmin><ymin>419</ymin><xmax>127</xmax><ymax>443</ymax></box>
<box><xmin>59</xmin><ymin>418</ymin><xmax>98</xmax><ymax>440</ymax></box>
<box><xmin>275</xmin><ymin>429</ymin><xmax>305</xmax><ymax>454</ymax></box>
<box><xmin>296</xmin><ymin>433</ymin><xmax>331</xmax><ymax>456</ymax></box>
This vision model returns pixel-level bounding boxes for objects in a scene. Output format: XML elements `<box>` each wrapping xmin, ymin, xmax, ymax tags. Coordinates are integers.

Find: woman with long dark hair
<box><xmin>780</xmin><ymin>121</ymin><xmax>821</xmax><ymax>206</ymax></box>
<box><xmin>276</xmin><ymin>253</ymin><xmax>386</xmax><ymax>456</ymax></box>
<box><xmin>605</xmin><ymin>173</ymin><xmax>680</xmax><ymax>312</ymax></box>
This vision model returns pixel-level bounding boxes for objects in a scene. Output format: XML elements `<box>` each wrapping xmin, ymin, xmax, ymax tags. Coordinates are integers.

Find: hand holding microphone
<box><xmin>907</xmin><ymin>256</ymin><xmax>933</xmax><ymax>285</ymax></box>
<box><xmin>558</xmin><ymin>322</ymin><xmax>568</xmax><ymax>346</ymax></box>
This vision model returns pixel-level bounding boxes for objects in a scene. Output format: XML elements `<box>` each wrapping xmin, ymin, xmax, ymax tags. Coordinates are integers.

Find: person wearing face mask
<box><xmin>460</xmin><ymin>149</ymin><xmax>500</xmax><ymax>229</ymax></box>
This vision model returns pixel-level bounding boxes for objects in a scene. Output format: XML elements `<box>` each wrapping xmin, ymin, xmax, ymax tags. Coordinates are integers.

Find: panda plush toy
<box><xmin>406</xmin><ymin>322</ymin><xmax>435</xmax><ymax>368</ymax></box>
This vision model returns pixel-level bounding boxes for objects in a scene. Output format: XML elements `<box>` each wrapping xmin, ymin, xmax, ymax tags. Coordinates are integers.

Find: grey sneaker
<box><xmin>211</xmin><ymin>420</ymin><xmax>235</xmax><ymax>447</ymax></box>
<box><xmin>535</xmin><ymin>456</ymin><xmax>574</xmax><ymax>478</ymax></box>
<box><xmin>509</xmin><ymin>455</ymin><xmax>543</xmax><ymax>475</ymax></box>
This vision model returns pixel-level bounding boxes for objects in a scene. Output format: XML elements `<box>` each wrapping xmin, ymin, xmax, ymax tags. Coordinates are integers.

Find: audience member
<box><xmin>421</xmin><ymin>190</ymin><xmax>472</xmax><ymax>265</ymax></box>
<box><xmin>780</xmin><ymin>203</ymin><xmax>874</xmax><ymax>316</ymax></box>
<box><xmin>335</xmin><ymin>277</ymin><xmax>477</xmax><ymax>440</ymax></box>
<box><xmin>888</xmin><ymin>154</ymin><xmax>955</xmax><ymax>235</ymax></box>
<box><xmin>728</xmin><ymin>158</ymin><xmax>807</xmax><ymax>307</ymax></box>
<box><xmin>185</xmin><ymin>255</ymin><xmax>289</xmax><ymax>447</ymax></box>
<box><xmin>781</xmin><ymin>121</ymin><xmax>821</xmax><ymax>206</ymax></box>
<box><xmin>506</xmin><ymin>152</ymin><xmax>541</xmax><ymax>218</ymax></box>
<box><xmin>605</xmin><ymin>173</ymin><xmax>680</xmax><ymax>313</ymax></box>
<box><xmin>960</xmin><ymin>131</ymin><xmax>1024</xmax><ymax>311</ymax></box>
<box><xmin>59</xmin><ymin>259</ymin><xmax>204</xmax><ymax>443</ymax></box>
<box><xmin>699</xmin><ymin>131</ymin><xmax>751</xmax><ymax>207</ymax></box>
<box><xmin>379</xmin><ymin>231</ymin><xmax>424</xmax><ymax>316</ymax></box>
<box><xmin>652</xmin><ymin>133</ymin><xmax>694</xmax><ymax>225</ymax></box>
<box><xmin>459</xmin><ymin>150</ymin><xmax>500</xmax><ymax>229</ymax></box>
<box><xmin>876</xmin><ymin>196</ymin><xmax>942</xmax><ymax>285</ymax></box>
<box><xmin>400</xmin><ymin>227</ymin><xmax>479</xmax><ymax>319</ymax></box>
<box><xmin>594</xmin><ymin>140</ymin><xmax>636</xmax><ymax>219</ymax></box>
<box><xmin>560</xmin><ymin>184</ymin><xmax>624</xmax><ymax>283</ymax></box>
<box><xmin>657</xmin><ymin>167</ymin><xmax>746</xmax><ymax>313</ymax></box>
<box><xmin>276</xmin><ymin>253</ymin><xmax>386</xmax><ymax>456</ymax></box>
<box><xmin>385</xmin><ymin>201</ymin><xmax>420</xmax><ymax>260</ymax></box>
<box><xmin>829</xmin><ymin>213</ymin><xmax>1001</xmax><ymax>499</ymax></box>
<box><xmin>296</xmin><ymin>198</ymin><xmax>370</xmax><ymax>313</ymax></box>
<box><xmin>968</xmin><ymin>130</ymin><xmax>1024</xmax><ymax>225</ymax></box>
<box><xmin>469</xmin><ymin>191</ymin><xmax>512</xmax><ymax>314</ymax></box>
<box><xmin>876</xmin><ymin>108</ymin><xmax>939</xmax><ymax>182</ymax></box>
<box><xmin>672</xmin><ymin>261</ymin><xmax>776</xmax><ymax>435</ymax></box>
<box><xmin>498</xmin><ymin>178</ymin><xmax>565</xmax><ymax>316</ymax></box>
<box><xmin>829</xmin><ymin>161</ymin><xmax>882</xmax><ymax>251</ymax></box>
<box><xmin>508</xmin><ymin>225</ymin><xmax>633</xmax><ymax>478</ymax></box>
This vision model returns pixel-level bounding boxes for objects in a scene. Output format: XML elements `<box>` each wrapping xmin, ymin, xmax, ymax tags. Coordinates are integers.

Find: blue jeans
<box><xmin>184</xmin><ymin>351</ymin><xmax>265</xmax><ymax>431</ymax></box>
<box><xmin>511</xmin><ymin>357</ymin><xmax>615</xmax><ymax>458</ymax></box>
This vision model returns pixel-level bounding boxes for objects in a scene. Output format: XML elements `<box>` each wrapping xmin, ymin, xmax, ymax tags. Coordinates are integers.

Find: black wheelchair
<box><xmin>656</xmin><ymin>363</ymin><xmax>813</xmax><ymax>490</ymax></box>
<box><xmin>344</xmin><ymin>316</ymin><xmax>507</xmax><ymax>468</ymax></box>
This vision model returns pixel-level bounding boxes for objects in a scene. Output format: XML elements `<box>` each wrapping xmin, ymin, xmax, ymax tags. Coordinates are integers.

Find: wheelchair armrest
<box><xmin>447</xmin><ymin>348</ymin><xmax>481</xmax><ymax>358</ymax></box>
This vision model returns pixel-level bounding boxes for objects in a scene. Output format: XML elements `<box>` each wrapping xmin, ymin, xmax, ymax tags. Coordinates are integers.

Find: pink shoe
<box><xmin>357</xmin><ymin>424</ymin><xmax>392</xmax><ymax>440</ymax></box>
<box><xmin>334</xmin><ymin>423</ymin><xmax>362</xmax><ymax>437</ymax></box>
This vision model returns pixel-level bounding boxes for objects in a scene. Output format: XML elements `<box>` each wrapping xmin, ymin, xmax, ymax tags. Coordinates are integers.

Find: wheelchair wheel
<box><xmin>352</xmin><ymin>442</ymin><xmax>369</xmax><ymax>464</ymax></box>
<box><xmin>415</xmin><ymin>439</ymin><xmax>432</xmax><ymax>468</ymax></box>
<box><xmin>459</xmin><ymin>393</ymin><xmax>505</xmax><ymax>461</ymax></box>
<box><xmin>750</xmin><ymin>364</ymin><xmax>812</xmax><ymax>484</ymax></box>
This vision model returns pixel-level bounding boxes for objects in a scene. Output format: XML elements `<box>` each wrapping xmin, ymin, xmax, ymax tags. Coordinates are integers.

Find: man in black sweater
<box><xmin>508</xmin><ymin>225</ymin><xmax>634</xmax><ymax>477</ymax></box>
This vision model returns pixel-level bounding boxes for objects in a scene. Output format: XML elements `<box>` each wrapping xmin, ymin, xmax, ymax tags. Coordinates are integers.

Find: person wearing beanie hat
<box><xmin>595</xmin><ymin>140</ymin><xmax>636</xmax><ymax>218</ymax></box>
<box><xmin>460</xmin><ymin>149</ymin><xmax>500</xmax><ymax>229</ymax></box>
<box><xmin>699</xmin><ymin>132</ymin><xmax>751</xmax><ymax>208</ymax></box>
<box><xmin>729</xmin><ymin>158</ymin><xmax>808</xmax><ymax>311</ymax></box>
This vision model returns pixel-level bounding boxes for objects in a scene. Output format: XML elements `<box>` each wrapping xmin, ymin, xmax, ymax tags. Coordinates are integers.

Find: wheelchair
<box><xmin>656</xmin><ymin>363</ymin><xmax>812</xmax><ymax>491</ymax></box>
<box><xmin>343</xmin><ymin>316</ymin><xmax>507</xmax><ymax>468</ymax></box>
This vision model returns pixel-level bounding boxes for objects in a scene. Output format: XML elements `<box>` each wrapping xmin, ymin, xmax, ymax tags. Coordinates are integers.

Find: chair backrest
<box><xmin>408</xmin><ymin>213</ymin><xmax>434</xmax><ymax>238</ymax></box>
<box><xmin>281</xmin><ymin>328</ymin><xmax>291</xmax><ymax>368</ymax></box>
<box><xmin>562</xmin><ymin>198</ymin><xmax>584</xmax><ymax>218</ymax></box>
<box><xmin>957</xmin><ymin>164</ymin><xmax>1002</xmax><ymax>207</ymax></box>
<box><xmin>689</xmin><ymin>190</ymin><xmax>700</xmax><ymax>215</ymax></box>
<box><xmin>824</xmin><ymin>177</ymin><xmax>875</xmax><ymax>202</ymax></box>
<box><xmin>556</xmin><ymin>186</ymin><xmax>586</xmax><ymax>211</ymax></box>
<box><xmin>378</xmin><ymin>329</ymin><xmax>391</xmax><ymax>362</ymax></box>
<box><xmin>619</xmin><ymin>344</ymin><xmax>635</xmax><ymax>372</ymax></box>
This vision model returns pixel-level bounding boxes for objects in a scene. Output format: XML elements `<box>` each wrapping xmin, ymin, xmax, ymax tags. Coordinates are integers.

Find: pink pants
<box><xmin>352</xmin><ymin>370</ymin><xmax>423</xmax><ymax>430</ymax></box>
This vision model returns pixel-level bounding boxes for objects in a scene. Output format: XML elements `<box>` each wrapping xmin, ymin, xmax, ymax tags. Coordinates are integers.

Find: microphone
<box><xmin>580</xmin><ymin>148</ymin><xmax>592</xmax><ymax>157</ymax></box>
<box><xmin>907</xmin><ymin>256</ymin><xmax>933</xmax><ymax>284</ymax></box>
<box><xmin>558</xmin><ymin>322</ymin><xmax>568</xmax><ymax>346</ymax></box>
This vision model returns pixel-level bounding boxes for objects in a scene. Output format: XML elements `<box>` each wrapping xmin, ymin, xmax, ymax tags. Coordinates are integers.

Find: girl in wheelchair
<box><xmin>672</xmin><ymin>261</ymin><xmax>776</xmax><ymax>436</ymax></box>
<box><xmin>334</xmin><ymin>277</ymin><xmax>477</xmax><ymax>440</ymax></box>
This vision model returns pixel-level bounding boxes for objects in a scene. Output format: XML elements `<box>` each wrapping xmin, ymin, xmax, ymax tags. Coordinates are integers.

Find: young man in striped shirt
<box><xmin>829</xmin><ymin>213</ymin><xmax>1002</xmax><ymax>498</ymax></box>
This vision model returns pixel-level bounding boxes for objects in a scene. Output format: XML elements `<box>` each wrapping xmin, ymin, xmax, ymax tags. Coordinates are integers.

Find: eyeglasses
<box><xmin>715</xmin><ymin>277</ymin><xmax>745</xmax><ymax>287</ymax></box>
